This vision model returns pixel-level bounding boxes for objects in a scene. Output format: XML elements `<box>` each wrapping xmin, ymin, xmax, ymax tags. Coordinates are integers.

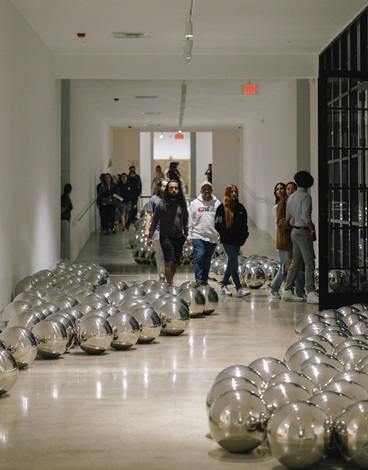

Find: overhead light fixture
<box><xmin>185</xmin><ymin>20</ymin><xmax>193</xmax><ymax>38</ymax></box>
<box><xmin>183</xmin><ymin>0</ymin><xmax>194</xmax><ymax>65</ymax></box>
<box><xmin>159</xmin><ymin>133</ymin><xmax>164</xmax><ymax>139</ymax></box>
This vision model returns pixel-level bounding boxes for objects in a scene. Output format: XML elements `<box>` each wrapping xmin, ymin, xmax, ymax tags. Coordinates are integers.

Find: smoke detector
<box><xmin>112</xmin><ymin>32</ymin><xmax>150</xmax><ymax>39</ymax></box>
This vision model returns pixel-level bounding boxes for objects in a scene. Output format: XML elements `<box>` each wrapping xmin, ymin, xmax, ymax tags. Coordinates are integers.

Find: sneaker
<box><xmin>159</xmin><ymin>275</ymin><xmax>166</xmax><ymax>282</ymax></box>
<box><xmin>307</xmin><ymin>291</ymin><xmax>319</xmax><ymax>304</ymax></box>
<box><xmin>282</xmin><ymin>290</ymin><xmax>304</xmax><ymax>302</ymax></box>
<box><xmin>220</xmin><ymin>286</ymin><xmax>232</xmax><ymax>296</ymax></box>
<box><xmin>270</xmin><ymin>290</ymin><xmax>281</xmax><ymax>299</ymax></box>
<box><xmin>237</xmin><ymin>288</ymin><xmax>251</xmax><ymax>297</ymax></box>
<box><xmin>195</xmin><ymin>280</ymin><xmax>203</xmax><ymax>287</ymax></box>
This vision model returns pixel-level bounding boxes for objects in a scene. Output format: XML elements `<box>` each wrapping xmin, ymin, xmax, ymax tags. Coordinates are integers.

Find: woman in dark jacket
<box><xmin>215</xmin><ymin>184</ymin><xmax>250</xmax><ymax>297</ymax></box>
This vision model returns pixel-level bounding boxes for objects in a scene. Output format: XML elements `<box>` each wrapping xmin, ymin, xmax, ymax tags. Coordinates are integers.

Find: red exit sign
<box><xmin>175</xmin><ymin>133</ymin><xmax>184</xmax><ymax>139</ymax></box>
<box><xmin>242</xmin><ymin>83</ymin><xmax>258</xmax><ymax>95</ymax></box>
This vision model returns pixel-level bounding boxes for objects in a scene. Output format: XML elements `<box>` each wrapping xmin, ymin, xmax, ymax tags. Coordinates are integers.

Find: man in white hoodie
<box><xmin>187</xmin><ymin>181</ymin><xmax>221</xmax><ymax>286</ymax></box>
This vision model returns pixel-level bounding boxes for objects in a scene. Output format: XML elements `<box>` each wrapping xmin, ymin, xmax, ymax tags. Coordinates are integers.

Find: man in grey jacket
<box><xmin>187</xmin><ymin>181</ymin><xmax>221</xmax><ymax>286</ymax></box>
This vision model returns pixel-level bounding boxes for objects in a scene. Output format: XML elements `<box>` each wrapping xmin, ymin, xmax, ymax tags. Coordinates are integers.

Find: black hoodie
<box><xmin>214</xmin><ymin>199</ymin><xmax>249</xmax><ymax>246</ymax></box>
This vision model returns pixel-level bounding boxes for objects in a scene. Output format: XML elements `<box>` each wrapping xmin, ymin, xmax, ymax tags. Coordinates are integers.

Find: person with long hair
<box><xmin>269</xmin><ymin>181</ymin><xmax>305</xmax><ymax>299</ymax></box>
<box><xmin>147</xmin><ymin>180</ymin><xmax>189</xmax><ymax>285</ymax></box>
<box><xmin>97</xmin><ymin>173</ymin><xmax>119</xmax><ymax>235</ymax></box>
<box><xmin>214</xmin><ymin>184</ymin><xmax>250</xmax><ymax>297</ymax></box>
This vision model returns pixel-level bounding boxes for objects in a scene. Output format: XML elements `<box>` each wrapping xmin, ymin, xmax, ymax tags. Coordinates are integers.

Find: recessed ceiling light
<box><xmin>135</xmin><ymin>96</ymin><xmax>157</xmax><ymax>99</ymax></box>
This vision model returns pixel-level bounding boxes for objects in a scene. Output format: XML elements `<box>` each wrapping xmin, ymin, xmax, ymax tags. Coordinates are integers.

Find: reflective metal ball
<box><xmin>179</xmin><ymin>287</ymin><xmax>206</xmax><ymax>317</ymax></box>
<box><xmin>156</xmin><ymin>301</ymin><xmax>190</xmax><ymax>336</ymax></box>
<box><xmin>77</xmin><ymin>314</ymin><xmax>113</xmax><ymax>354</ymax></box>
<box><xmin>108</xmin><ymin>312</ymin><xmax>140</xmax><ymax>350</ymax></box>
<box><xmin>130</xmin><ymin>306</ymin><xmax>162</xmax><ymax>344</ymax></box>
<box><xmin>335</xmin><ymin>400</ymin><xmax>368</xmax><ymax>469</ymax></box>
<box><xmin>196</xmin><ymin>285</ymin><xmax>218</xmax><ymax>314</ymax></box>
<box><xmin>267</xmin><ymin>401</ymin><xmax>332</xmax><ymax>469</ymax></box>
<box><xmin>208</xmin><ymin>389</ymin><xmax>268</xmax><ymax>453</ymax></box>
<box><xmin>0</xmin><ymin>348</ymin><xmax>18</xmax><ymax>396</ymax></box>
<box><xmin>32</xmin><ymin>319</ymin><xmax>68</xmax><ymax>359</ymax></box>
<box><xmin>0</xmin><ymin>326</ymin><xmax>38</xmax><ymax>369</ymax></box>
<box><xmin>206</xmin><ymin>377</ymin><xmax>259</xmax><ymax>413</ymax></box>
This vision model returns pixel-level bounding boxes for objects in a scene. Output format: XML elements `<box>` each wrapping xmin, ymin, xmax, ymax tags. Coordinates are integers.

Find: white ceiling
<box><xmin>10</xmin><ymin>0</ymin><xmax>368</xmax><ymax>130</ymax></box>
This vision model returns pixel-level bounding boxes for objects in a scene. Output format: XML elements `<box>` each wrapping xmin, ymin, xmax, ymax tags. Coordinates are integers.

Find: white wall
<box><xmin>69</xmin><ymin>82</ymin><xmax>105</xmax><ymax>261</ymax></box>
<box><xmin>242</xmin><ymin>80</ymin><xmax>298</xmax><ymax>238</ymax></box>
<box><xmin>195</xmin><ymin>133</ymin><xmax>212</xmax><ymax>195</ymax></box>
<box><xmin>212</xmin><ymin>129</ymin><xmax>242</xmax><ymax>199</ymax></box>
<box><xmin>0</xmin><ymin>1</ymin><xmax>61</xmax><ymax>308</ymax></box>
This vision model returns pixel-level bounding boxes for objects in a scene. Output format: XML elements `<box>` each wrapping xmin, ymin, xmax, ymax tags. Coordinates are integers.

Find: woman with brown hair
<box><xmin>214</xmin><ymin>184</ymin><xmax>250</xmax><ymax>297</ymax></box>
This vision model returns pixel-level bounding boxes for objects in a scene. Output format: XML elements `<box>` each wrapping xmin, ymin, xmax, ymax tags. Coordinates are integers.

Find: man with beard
<box><xmin>144</xmin><ymin>178</ymin><xmax>168</xmax><ymax>281</ymax></box>
<box><xmin>147</xmin><ymin>180</ymin><xmax>190</xmax><ymax>285</ymax></box>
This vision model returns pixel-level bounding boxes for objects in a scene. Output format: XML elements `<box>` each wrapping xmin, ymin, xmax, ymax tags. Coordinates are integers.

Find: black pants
<box><xmin>100</xmin><ymin>204</ymin><xmax>116</xmax><ymax>230</ymax></box>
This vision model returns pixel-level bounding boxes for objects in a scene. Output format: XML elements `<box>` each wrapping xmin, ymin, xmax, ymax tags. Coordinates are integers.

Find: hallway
<box><xmin>2</xmin><ymin>223</ymin><xmax>326</xmax><ymax>470</ymax></box>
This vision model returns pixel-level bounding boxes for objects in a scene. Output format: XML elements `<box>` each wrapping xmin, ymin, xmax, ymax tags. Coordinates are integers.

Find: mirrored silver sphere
<box><xmin>108</xmin><ymin>312</ymin><xmax>140</xmax><ymax>350</ymax></box>
<box><xmin>0</xmin><ymin>348</ymin><xmax>19</xmax><ymax>396</ymax></box>
<box><xmin>196</xmin><ymin>285</ymin><xmax>219</xmax><ymax>314</ymax></box>
<box><xmin>248</xmin><ymin>357</ymin><xmax>289</xmax><ymax>385</ymax></box>
<box><xmin>208</xmin><ymin>389</ymin><xmax>268</xmax><ymax>453</ymax></box>
<box><xmin>179</xmin><ymin>288</ymin><xmax>206</xmax><ymax>317</ymax></box>
<box><xmin>267</xmin><ymin>401</ymin><xmax>332</xmax><ymax>469</ymax></box>
<box><xmin>213</xmin><ymin>365</ymin><xmax>264</xmax><ymax>390</ymax></box>
<box><xmin>335</xmin><ymin>401</ymin><xmax>368</xmax><ymax>469</ymax></box>
<box><xmin>206</xmin><ymin>377</ymin><xmax>259</xmax><ymax>413</ymax></box>
<box><xmin>77</xmin><ymin>314</ymin><xmax>113</xmax><ymax>354</ymax></box>
<box><xmin>32</xmin><ymin>319</ymin><xmax>68</xmax><ymax>359</ymax></box>
<box><xmin>0</xmin><ymin>326</ymin><xmax>38</xmax><ymax>369</ymax></box>
<box><xmin>157</xmin><ymin>301</ymin><xmax>190</xmax><ymax>336</ymax></box>
<box><xmin>130</xmin><ymin>306</ymin><xmax>162</xmax><ymax>344</ymax></box>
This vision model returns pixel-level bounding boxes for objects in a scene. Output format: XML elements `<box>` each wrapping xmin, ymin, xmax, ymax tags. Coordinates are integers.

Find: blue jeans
<box><xmin>221</xmin><ymin>243</ymin><xmax>241</xmax><ymax>290</ymax></box>
<box><xmin>192</xmin><ymin>239</ymin><xmax>216</xmax><ymax>283</ymax></box>
<box><xmin>285</xmin><ymin>229</ymin><xmax>315</xmax><ymax>294</ymax></box>
<box><xmin>270</xmin><ymin>249</ymin><xmax>305</xmax><ymax>297</ymax></box>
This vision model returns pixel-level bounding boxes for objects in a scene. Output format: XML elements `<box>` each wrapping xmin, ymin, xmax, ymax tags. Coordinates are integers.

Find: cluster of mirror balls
<box><xmin>0</xmin><ymin>259</ymin><xmax>219</xmax><ymax>397</ymax></box>
<box><xmin>207</xmin><ymin>305</ymin><xmax>368</xmax><ymax>469</ymax></box>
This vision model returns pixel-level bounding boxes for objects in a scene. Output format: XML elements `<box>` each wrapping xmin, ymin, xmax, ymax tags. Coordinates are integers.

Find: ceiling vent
<box><xmin>112</xmin><ymin>32</ymin><xmax>150</xmax><ymax>39</ymax></box>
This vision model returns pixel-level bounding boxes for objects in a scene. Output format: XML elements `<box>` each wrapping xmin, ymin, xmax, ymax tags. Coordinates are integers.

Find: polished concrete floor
<box><xmin>1</xmin><ymin>221</ymin><xmax>350</xmax><ymax>470</ymax></box>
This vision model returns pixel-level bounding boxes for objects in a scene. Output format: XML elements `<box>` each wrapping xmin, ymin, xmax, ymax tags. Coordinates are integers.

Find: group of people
<box><xmin>145</xmin><ymin>177</ymin><xmax>251</xmax><ymax>297</ymax></box>
<box><xmin>270</xmin><ymin>170</ymin><xmax>318</xmax><ymax>304</ymax></box>
<box><xmin>96</xmin><ymin>166</ymin><xmax>142</xmax><ymax>234</ymax></box>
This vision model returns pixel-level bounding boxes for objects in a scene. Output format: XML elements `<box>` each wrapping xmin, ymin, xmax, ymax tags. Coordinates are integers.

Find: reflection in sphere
<box><xmin>0</xmin><ymin>348</ymin><xmax>19</xmax><ymax>396</ymax></box>
<box><xmin>130</xmin><ymin>306</ymin><xmax>162</xmax><ymax>344</ymax></box>
<box><xmin>213</xmin><ymin>365</ymin><xmax>264</xmax><ymax>390</ymax></box>
<box><xmin>267</xmin><ymin>401</ymin><xmax>332</xmax><ymax>469</ymax></box>
<box><xmin>108</xmin><ymin>312</ymin><xmax>140</xmax><ymax>350</ymax></box>
<box><xmin>261</xmin><ymin>382</ymin><xmax>311</xmax><ymax>414</ymax></box>
<box><xmin>248</xmin><ymin>357</ymin><xmax>289</xmax><ymax>385</ymax></box>
<box><xmin>157</xmin><ymin>301</ymin><xmax>190</xmax><ymax>336</ymax></box>
<box><xmin>196</xmin><ymin>285</ymin><xmax>219</xmax><ymax>314</ymax></box>
<box><xmin>0</xmin><ymin>326</ymin><xmax>38</xmax><ymax>369</ymax></box>
<box><xmin>32</xmin><ymin>319</ymin><xmax>68</xmax><ymax>359</ymax></box>
<box><xmin>77</xmin><ymin>314</ymin><xmax>113</xmax><ymax>354</ymax></box>
<box><xmin>335</xmin><ymin>401</ymin><xmax>368</xmax><ymax>469</ymax></box>
<box><xmin>206</xmin><ymin>376</ymin><xmax>259</xmax><ymax>413</ymax></box>
<box><xmin>208</xmin><ymin>389</ymin><xmax>268</xmax><ymax>453</ymax></box>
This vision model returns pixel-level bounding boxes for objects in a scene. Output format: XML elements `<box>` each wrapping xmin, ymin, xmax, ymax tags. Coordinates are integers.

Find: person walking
<box><xmin>147</xmin><ymin>180</ymin><xmax>189</xmax><ymax>286</ymax></box>
<box><xmin>281</xmin><ymin>171</ymin><xmax>318</xmax><ymax>304</ymax></box>
<box><xmin>214</xmin><ymin>184</ymin><xmax>250</xmax><ymax>297</ymax></box>
<box><xmin>151</xmin><ymin>165</ymin><xmax>165</xmax><ymax>194</ymax></box>
<box><xmin>269</xmin><ymin>181</ymin><xmax>305</xmax><ymax>299</ymax></box>
<box><xmin>144</xmin><ymin>178</ymin><xmax>168</xmax><ymax>281</ymax></box>
<box><xmin>205</xmin><ymin>163</ymin><xmax>212</xmax><ymax>184</ymax></box>
<box><xmin>116</xmin><ymin>173</ymin><xmax>133</xmax><ymax>230</ymax></box>
<box><xmin>97</xmin><ymin>173</ymin><xmax>118</xmax><ymax>234</ymax></box>
<box><xmin>187</xmin><ymin>181</ymin><xmax>220</xmax><ymax>286</ymax></box>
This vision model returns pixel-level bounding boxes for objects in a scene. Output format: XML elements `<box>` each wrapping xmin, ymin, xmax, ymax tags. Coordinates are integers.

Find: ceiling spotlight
<box><xmin>159</xmin><ymin>133</ymin><xmax>164</xmax><ymax>139</ymax></box>
<box><xmin>185</xmin><ymin>20</ymin><xmax>193</xmax><ymax>38</ymax></box>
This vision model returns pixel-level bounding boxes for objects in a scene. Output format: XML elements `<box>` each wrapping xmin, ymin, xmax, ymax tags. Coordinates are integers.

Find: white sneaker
<box><xmin>282</xmin><ymin>290</ymin><xmax>304</xmax><ymax>302</ymax></box>
<box><xmin>307</xmin><ymin>291</ymin><xmax>319</xmax><ymax>304</ymax></box>
<box><xmin>220</xmin><ymin>286</ymin><xmax>232</xmax><ymax>296</ymax></box>
<box><xmin>237</xmin><ymin>288</ymin><xmax>251</xmax><ymax>297</ymax></box>
<box><xmin>270</xmin><ymin>289</ymin><xmax>281</xmax><ymax>299</ymax></box>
